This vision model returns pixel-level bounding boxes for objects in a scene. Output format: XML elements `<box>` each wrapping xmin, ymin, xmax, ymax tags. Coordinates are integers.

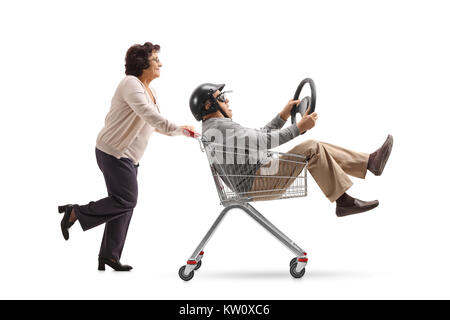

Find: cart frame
<box><xmin>179</xmin><ymin>137</ymin><xmax>309</xmax><ymax>281</ymax></box>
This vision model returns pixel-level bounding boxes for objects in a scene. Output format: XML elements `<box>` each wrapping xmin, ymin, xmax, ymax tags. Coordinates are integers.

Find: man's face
<box><xmin>212</xmin><ymin>90</ymin><xmax>233</xmax><ymax>119</ymax></box>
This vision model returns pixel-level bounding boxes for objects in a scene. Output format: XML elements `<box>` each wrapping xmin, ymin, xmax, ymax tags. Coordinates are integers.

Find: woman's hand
<box><xmin>296</xmin><ymin>106</ymin><xmax>318</xmax><ymax>133</ymax></box>
<box><xmin>180</xmin><ymin>125</ymin><xmax>198</xmax><ymax>138</ymax></box>
<box><xmin>180</xmin><ymin>125</ymin><xmax>195</xmax><ymax>132</ymax></box>
<box><xmin>280</xmin><ymin>99</ymin><xmax>301</xmax><ymax>121</ymax></box>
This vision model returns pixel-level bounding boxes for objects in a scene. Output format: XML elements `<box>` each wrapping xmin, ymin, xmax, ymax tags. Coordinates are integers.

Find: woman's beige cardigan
<box><xmin>96</xmin><ymin>76</ymin><xmax>181</xmax><ymax>164</ymax></box>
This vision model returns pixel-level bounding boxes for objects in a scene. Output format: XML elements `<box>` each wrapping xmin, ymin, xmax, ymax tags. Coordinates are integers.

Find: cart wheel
<box><xmin>290</xmin><ymin>257</ymin><xmax>297</xmax><ymax>267</ymax></box>
<box><xmin>179</xmin><ymin>266</ymin><xmax>194</xmax><ymax>281</ymax></box>
<box><xmin>290</xmin><ymin>263</ymin><xmax>306</xmax><ymax>279</ymax></box>
<box><xmin>194</xmin><ymin>260</ymin><xmax>202</xmax><ymax>271</ymax></box>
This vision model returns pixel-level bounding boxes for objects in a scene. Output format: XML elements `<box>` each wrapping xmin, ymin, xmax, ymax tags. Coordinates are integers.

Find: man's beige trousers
<box><xmin>251</xmin><ymin>139</ymin><xmax>369</xmax><ymax>202</ymax></box>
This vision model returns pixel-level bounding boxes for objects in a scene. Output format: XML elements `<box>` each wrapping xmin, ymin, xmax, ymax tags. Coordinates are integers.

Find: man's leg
<box><xmin>250</xmin><ymin>147</ymin><xmax>307</xmax><ymax>201</ymax></box>
<box><xmin>252</xmin><ymin>139</ymin><xmax>369</xmax><ymax>202</ymax></box>
<box><xmin>286</xmin><ymin>140</ymin><xmax>357</xmax><ymax>202</ymax></box>
<box><xmin>251</xmin><ymin>139</ymin><xmax>380</xmax><ymax>216</ymax></box>
<box><xmin>319</xmin><ymin>142</ymin><xmax>369</xmax><ymax>179</ymax></box>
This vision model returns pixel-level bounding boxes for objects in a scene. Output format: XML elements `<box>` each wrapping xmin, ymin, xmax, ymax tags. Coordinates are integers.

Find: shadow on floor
<box><xmin>198</xmin><ymin>269</ymin><xmax>371</xmax><ymax>280</ymax></box>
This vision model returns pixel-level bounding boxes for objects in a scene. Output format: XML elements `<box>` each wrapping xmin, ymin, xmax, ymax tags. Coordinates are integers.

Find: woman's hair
<box><xmin>125</xmin><ymin>42</ymin><xmax>160</xmax><ymax>77</ymax></box>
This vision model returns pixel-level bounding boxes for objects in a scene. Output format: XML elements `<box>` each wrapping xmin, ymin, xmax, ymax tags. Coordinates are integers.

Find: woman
<box><xmin>58</xmin><ymin>42</ymin><xmax>194</xmax><ymax>271</ymax></box>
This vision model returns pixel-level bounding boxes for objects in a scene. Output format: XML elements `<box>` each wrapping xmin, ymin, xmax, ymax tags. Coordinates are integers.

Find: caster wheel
<box><xmin>194</xmin><ymin>260</ymin><xmax>202</xmax><ymax>271</ymax></box>
<box><xmin>290</xmin><ymin>257</ymin><xmax>297</xmax><ymax>267</ymax></box>
<box><xmin>290</xmin><ymin>263</ymin><xmax>306</xmax><ymax>279</ymax></box>
<box><xmin>179</xmin><ymin>266</ymin><xmax>194</xmax><ymax>281</ymax></box>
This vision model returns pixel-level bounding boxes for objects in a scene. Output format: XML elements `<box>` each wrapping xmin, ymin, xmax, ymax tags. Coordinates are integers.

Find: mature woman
<box><xmin>58</xmin><ymin>42</ymin><xmax>194</xmax><ymax>271</ymax></box>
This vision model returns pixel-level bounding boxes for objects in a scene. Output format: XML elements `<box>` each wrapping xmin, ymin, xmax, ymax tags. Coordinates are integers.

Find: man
<box><xmin>189</xmin><ymin>83</ymin><xmax>393</xmax><ymax>217</ymax></box>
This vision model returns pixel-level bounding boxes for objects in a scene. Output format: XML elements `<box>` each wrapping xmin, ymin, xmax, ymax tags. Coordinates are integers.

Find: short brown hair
<box><xmin>125</xmin><ymin>42</ymin><xmax>160</xmax><ymax>77</ymax></box>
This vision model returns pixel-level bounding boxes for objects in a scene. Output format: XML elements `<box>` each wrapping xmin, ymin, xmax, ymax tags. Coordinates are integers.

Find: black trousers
<box><xmin>73</xmin><ymin>148</ymin><xmax>139</xmax><ymax>261</ymax></box>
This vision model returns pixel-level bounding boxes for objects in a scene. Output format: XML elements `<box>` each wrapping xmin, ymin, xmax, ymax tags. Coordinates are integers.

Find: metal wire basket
<box><xmin>200</xmin><ymin>139</ymin><xmax>308</xmax><ymax>205</ymax></box>
<box><xmin>179</xmin><ymin>130</ymin><xmax>309</xmax><ymax>281</ymax></box>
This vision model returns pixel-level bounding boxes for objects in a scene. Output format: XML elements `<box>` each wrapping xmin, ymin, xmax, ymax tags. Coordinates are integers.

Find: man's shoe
<box><xmin>98</xmin><ymin>257</ymin><xmax>133</xmax><ymax>271</ymax></box>
<box><xmin>368</xmin><ymin>135</ymin><xmax>393</xmax><ymax>176</ymax></box>
<box><xmin>336</xmin><ymin>199</ymin><xmax>379</xmax><ymax>217</ymax></box>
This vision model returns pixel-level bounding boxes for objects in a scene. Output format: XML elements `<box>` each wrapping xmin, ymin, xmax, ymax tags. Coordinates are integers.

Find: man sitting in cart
<box><xmin>189</xmin><ymin>83</ymin><xmax>393</xmax><ymax>217</ymax></box>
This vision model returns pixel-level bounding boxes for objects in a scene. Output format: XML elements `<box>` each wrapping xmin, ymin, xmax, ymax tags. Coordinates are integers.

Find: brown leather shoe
<box><xmin>336</xmin><ymin>199</ymin><xmax>379</xmax><ymax>217</ymax></box>
<box><xmin>368</xmin><ymin>135</ymin><xmax>393</xmax><ymax>176</ymax></box>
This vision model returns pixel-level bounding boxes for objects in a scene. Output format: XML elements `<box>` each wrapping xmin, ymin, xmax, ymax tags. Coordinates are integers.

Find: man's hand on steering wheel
<box><xmin>280</xmin><ymin>99</ymin><xmax>301</xmax><ymax>121</ymax></box>
<box><xmin>296</xmin><ymin>106</ymin><xmax>318</xmax><ymax>134</ymax></box>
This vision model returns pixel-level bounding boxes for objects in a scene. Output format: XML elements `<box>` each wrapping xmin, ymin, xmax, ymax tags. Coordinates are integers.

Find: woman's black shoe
<box><xmin>98</xmin><ymin>257</ymin><xmax>133</xmax><ymax>271</ymax></box>
<box><xmin>58</xmin><ymin>204</ymin><xmax>75</xmax><ymax>241</ymax></box>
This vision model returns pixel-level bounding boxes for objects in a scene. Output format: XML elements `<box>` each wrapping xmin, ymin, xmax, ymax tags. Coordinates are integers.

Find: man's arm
<box><xmin>205</xmin><ymin>106</ymin><xmax>316</xmax><ymax>151</ymax></box>
<box><xmin>262</xmin><ymin>99</ymin><xmax>302</xmax><ymax>130</ymax></box>
<box><xmin>262</xmin><ymin>114</ymin><xmax>287</xmax><ymax>130</ymax></box>
<box><xmin>240</xmin><ymin>105</ymin><xmax>317</xmax><ymax>150</ymax></box>
<box><xmin>230</xmin><ymin>122</ymin><xmax>300</xmax><ymax>150</ymax></box>
<box><xmin>259</xmin><ymin>123</ymin><xmax>300</xmax><ymax>149</ymax></box>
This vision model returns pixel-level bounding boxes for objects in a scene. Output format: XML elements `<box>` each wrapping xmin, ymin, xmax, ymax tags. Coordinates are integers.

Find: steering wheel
<box><xmin>291</xmin><ymin>78</ymin><xmax>317</xmax><ymax>134</ymax></box>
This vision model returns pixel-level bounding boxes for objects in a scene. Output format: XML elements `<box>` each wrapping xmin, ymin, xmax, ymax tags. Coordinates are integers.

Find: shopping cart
<box><xmin>178</xmin><ymin>129</ymin><xmax>309</xmax><ymax>281</ymax></box>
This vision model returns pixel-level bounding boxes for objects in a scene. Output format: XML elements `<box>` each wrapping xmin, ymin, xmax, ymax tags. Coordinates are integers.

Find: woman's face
<box><xmin>146</xmin><ymin>51</ymin><xmax>162</xmax><ymax>80</ymax></box>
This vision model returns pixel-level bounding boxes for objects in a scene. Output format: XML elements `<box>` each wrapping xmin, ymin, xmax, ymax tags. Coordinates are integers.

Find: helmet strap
<box><xmin>214</xmin><ymin>100</ymin><xmax>229</xmax><ymax>118</ymax></box>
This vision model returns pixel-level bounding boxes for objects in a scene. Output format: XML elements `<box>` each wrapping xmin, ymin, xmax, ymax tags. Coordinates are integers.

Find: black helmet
<box><xmin>189</xmin><ymin>83</ymin><xmax>225</xmax><ymax>121</ymax></box>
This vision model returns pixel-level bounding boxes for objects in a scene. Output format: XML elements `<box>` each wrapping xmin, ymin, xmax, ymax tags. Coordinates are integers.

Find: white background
<box><xmin>0</xmin><ymin>0</ymin><xmax>449</xmax><ymax>299</ymax></box>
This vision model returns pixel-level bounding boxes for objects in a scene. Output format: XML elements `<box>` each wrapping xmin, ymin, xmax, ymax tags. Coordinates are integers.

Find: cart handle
<box><xmin>183</xmin><ymin>128</ymin><xmax>201</xmax><ymax>139</ymax></box>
